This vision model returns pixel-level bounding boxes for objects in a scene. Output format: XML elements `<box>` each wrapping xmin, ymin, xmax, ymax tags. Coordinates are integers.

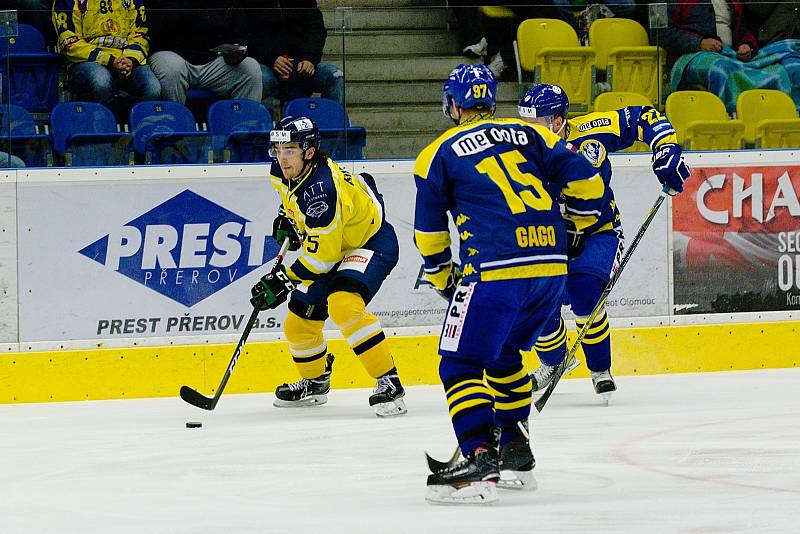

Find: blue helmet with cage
<box><xmin>269</xmin><ymin>116</ymin><xmax>320</xmax><ymax>155</ymax></box>
<box><xmin>518</xmin><ymin>84</ymin><xmax>570</xmax><ymax>121</ymax></box>
<box><xmin>442</xmin><ymin>64</ymin><xmax>498</xmax><ymax>122</ymax></box>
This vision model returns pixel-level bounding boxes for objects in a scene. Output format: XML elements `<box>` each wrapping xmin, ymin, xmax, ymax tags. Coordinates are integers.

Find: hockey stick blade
<box><xmin>179</xmin><ymin>238</ymin><xmax>291</xmax><ymax>410</ymax></box>
<box><xmin>180</xmin><ymin>385</ymin><xmax>217</xmax><ymax>411</ymax></box>
<box><xmin>534</xmin><ymin>191</ymin><xmax>667</xmax><ymax>414</ymax></box>
<box><xmin>426</xmin><ymin>446</ymin><xmax>462</xmax><ymax>473</ymax></box>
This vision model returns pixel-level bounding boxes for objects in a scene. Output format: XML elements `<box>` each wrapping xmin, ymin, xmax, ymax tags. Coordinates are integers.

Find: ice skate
<box><xmin>498</xmin><ymin>420</ymin><xmax>537</xmax><ymax>491</ymax></box>
<box><xmin>273</xmin><ymin>355</ymin><xmax>334</xmax><ymax>407</ymax></box>
<box><xmin>532</xmin><ymin>356</ymin><xmax>581</xmax><ymax>393</ymax></box>
<box><xmin>591</xmin><ymin>369</ymin><xmax>616</xmax><ymax>405</ymax></box>
<box><xmin>426</xmin><ymin>429</ymin><xmax>500</xmax><ymax>505</ymax></box>
<box><xmin>369</xmin><ymin>369</ymin><xmax>407</xmax><ymax>417</ymax></box>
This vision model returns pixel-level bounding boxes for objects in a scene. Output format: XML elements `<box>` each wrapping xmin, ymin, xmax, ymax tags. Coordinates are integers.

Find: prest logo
<box><xmin>79</xmin><ymin>189</ymin><xmax>277</xmax><ymax>307</ymax></box>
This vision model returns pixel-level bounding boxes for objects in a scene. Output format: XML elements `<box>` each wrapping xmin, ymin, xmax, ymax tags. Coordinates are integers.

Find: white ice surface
<box><xmin>1</xmin><ymin>369</ymin><xmax>799</xmax><ymax>534</ymax></box>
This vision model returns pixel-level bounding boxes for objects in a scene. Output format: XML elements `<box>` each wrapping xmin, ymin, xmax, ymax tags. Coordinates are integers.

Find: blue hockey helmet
<box><xmin>442</xmin><ymin>64</ymin><xmax>498</xmax><ymax>121</ymax></box>
<box><xmin>269</xmin><ymin>116</ymin><xmax>320</xmax><ymax>155</ymax></box>
<box><xmin>518</xmin><ymin>84</ymin><xmax>570</xmax><ymax>120</ymax></box>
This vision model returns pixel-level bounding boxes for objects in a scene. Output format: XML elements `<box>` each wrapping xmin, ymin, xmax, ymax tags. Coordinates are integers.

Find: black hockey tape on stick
<box><xmin>534</xmin><ymin>189</ymin><xmax>668</xmax><ymax>413</ymax></box>
<box><xmin>180</xmin><ymin>238</ymin><xmax>292</xmax><ymax>411</ymax></box>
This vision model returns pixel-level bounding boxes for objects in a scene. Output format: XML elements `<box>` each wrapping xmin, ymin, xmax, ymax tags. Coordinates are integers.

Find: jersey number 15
<box><xmin>475</xmin><ymin>150</ymin><xmax>552</xmax><ymax>214</ymax></box>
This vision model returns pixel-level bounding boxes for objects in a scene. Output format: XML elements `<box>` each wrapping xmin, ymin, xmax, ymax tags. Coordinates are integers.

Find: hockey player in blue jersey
<box><xmin>517</xmin><ymin>84</ymin><xmax>690</xmax><ymax>399</ymax></box>
<box><xmin>416</xmin><ymin>64</ymin><xmax>607</xmax><ymax>504</ymax></box>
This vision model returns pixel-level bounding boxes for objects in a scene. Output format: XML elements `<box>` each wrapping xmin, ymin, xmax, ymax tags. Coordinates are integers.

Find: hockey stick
<box><xmin>533</xmin><ymin>189</ymin><xmax>668</xmax><ymax>413</ymax></box>
<box><xmin>180</xmin><ymin>238</ymin><xmax>291</xmax><ymax>410</ymax></box>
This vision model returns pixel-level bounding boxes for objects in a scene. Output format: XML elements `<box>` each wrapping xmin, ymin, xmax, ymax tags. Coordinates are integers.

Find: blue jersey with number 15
<box><xmin>414</xmin><ymin>117</ymin><xmax>606</xmax><ymax>287</ymax></box>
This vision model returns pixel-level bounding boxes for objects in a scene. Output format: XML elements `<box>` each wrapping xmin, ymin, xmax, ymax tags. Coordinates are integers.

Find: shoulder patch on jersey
<box><xmin>569</xmin><ymin>111</ymin><xmax>620</xmax><ymax>136</ymax></box>
<box><xmin>298</xmin><ymin>166</ymin><xmax>337</xmax><ymax>229</ymax></box>
<box><xmin>579</xmin><ymin>139</ymin><xmax>607</xmax><ymax>167</ymax></box>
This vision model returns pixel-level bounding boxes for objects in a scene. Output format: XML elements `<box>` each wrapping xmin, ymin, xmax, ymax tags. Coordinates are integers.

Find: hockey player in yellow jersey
<box><xmin>250</xmin><ymin>116</ymin><xmax>406</xmax><ymax>417</ymax></box>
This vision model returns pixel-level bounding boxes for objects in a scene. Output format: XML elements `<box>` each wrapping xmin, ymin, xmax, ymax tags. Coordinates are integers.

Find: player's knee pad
<box><xmin>328</xmin><ymin>290</ymin><xmax>394</xmax><ymax>377</ymax></box>
<box><xmin>567</xmin><ymin>273</ymin><xmax>605</xmax><ymax>317</ymax></box>
<box><xmin>284</xmin><ymin>310</ymin><xmax>327</xmax><ymax>378</ymax></box>
<box><xmin>327</xmin><ymin>290</ymin><xmax>367</xmax><ymax>330</ymax></box>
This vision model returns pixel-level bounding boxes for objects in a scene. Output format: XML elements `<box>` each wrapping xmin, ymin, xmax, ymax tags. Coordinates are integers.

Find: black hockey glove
<box><xmin>565</xmin><ymin>219</ymin><xmax>585</xmax><ymax>259</ymax></box>
<box><xmin>250</xmin><ymin>264</ymin><xmax>296</xmax><ymax>311</ymax></box>
<box><xmin>272</xmin><ymin>207</ymin><xmax>301</xmax><ymax>251</ymax></box>
<box><xmin>652</xmin><ymin>143</ymin><xmax>691</xmax><ymax>196</ymax></box>
<box><xmin>435</xmin><ymin>263</ymin><xmax>462</xmax><ymax>302</ymax></box>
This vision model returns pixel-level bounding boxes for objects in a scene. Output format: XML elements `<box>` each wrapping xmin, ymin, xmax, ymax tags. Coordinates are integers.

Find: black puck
<box><xmin>186</xmin><ymin>421</ymin><xmax>202</xmax><ymax>428</ymax></box>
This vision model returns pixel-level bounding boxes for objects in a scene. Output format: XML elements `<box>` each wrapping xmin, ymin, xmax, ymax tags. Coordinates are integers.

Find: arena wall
<box><xmin>1</xmin><ymin>152</ymin><xmax>799</xmax><ymax>403</ymax></box>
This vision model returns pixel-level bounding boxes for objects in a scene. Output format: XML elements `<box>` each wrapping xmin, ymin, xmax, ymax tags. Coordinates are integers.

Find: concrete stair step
<box><xmin>344</xmin><ymin>80</ymin><xmax>522</xmax><ymax>105</ymax></box>
<box><xmin>324</xmin><ymin>30</ymin><xmax>459</xmax><ymax>56</ymax></box>
<box><xmin>351</xmin><ymin>102</ymin><xmax>520</xmax><ymax>131</ymax></box>
<box><xmin>328</xmin><ymin>55</ymin><xmax>480</xmax><ymax>81</ymax></box>
<box><xmin>322</xmin><ymin>7</ymin><xmax>448</xmax><ymax>30</ymax></box>
<box><xmin>365</xmin><ymin>129</ymin><xmax>439</xmax><ymax>159</ymax></box>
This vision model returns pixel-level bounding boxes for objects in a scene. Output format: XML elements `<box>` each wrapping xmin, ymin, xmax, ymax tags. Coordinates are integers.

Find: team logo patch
<box><xmin>121</xmin><ymin>0</ymin><xmax>133</xmax><ymax>7</ymax></box>
<box><xmin>78</xmin><ymin>189</ymin><xmax>276</xmax><ymax>307</ymax></box>
<box><xmin>307</xmin><ymin>200</ymin><xmax>329</xmax><ymax>218</ymax></box>
<box><xmin>338</xmin><ymin>249</ymin><xmax>374</xmax><ymax>273</ymax></box>
<box><xmin>439</xmin><ymin>283</ymin><xmax>476</xmax><ymax>352</ymax></box>
<box><xmin>579</xmin><ymin>140</ymin><xmax>607</xmax><ymax>167</ymax></box>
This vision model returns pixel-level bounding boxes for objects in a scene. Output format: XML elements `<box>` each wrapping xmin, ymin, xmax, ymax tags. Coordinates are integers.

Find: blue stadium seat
<box><xmin>0</xmin><ymin>24</ymin><xmax>63</xmax><ymax>113</ymax></box>
<box><xmin>284</xmin><ymin>98</ymin><xmax>366</xmax><ymax>160</ymax></box>
<box><xmin>51</xmin><ymin>102</ymin><xmax>133</xmax><ymax>166</ymax></box>
<box><xmin>0</xmin><ymin>103</ymin><xmax>52</xmax><ymax>167</ymax></box>
<box><xmin>207</xmin><ymin>99</ymin><xmax>272</xmax><ymax>163</ymax></box>
<box><xmin>129</xmin><ymin>101</ymin><xmax>212</xmax><ymax>164</ymax></box>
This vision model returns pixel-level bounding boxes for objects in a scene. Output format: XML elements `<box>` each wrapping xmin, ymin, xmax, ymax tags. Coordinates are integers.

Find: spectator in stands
<box><xmin>148</xmin><ymin>0</ymin><xmax>262</xmax><ymax>104</ymax></box>
<box><xmin>0</xmin><ymin>151</ymin><xmax>24</xmax><ymax>168</ymax></box>
<box><xmin>52</xmin><ymin>0</ymin><xmax>161</xmax><ymax>116</ymax></box>
<box><xmin>743</xmin><ymin>1</ymin><xmax>800</xmax><ymax>46</ymax></box>
<box><xmin>244</xmin><ymin>0</ymin><xmax>344</xmax><ymax>110</ymax></box>
<box><xmin>655</xmin><ymin>0</ymin><xmax>758</xmax><ymax>65</ymax></box>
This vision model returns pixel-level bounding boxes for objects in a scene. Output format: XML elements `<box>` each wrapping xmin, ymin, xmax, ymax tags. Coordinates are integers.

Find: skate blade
<box><xmin>273</xmin><ymin>394</ymin><xmax>327</xmax><ymax>408</ymax></box>
<box><xmin>374</xmin><ymin>397</ymin><xmax>407</xmax><ymax>417</ymax></box>
<box><xmin>498</xmin><ymin>470</ymin><xmax>537</xmax><ymax>491</ymax></box>
<box><xmin>425</xmin><ymin>481</ymin><xmax>499</xmax><ymax>505</ymax></box>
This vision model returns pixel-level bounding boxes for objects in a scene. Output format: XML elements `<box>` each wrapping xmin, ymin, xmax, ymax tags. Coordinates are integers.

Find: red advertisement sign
<box><xmin>673</xmin><ymin>166</ymin><xmax>800</xmax><ymax>313</ymax></box>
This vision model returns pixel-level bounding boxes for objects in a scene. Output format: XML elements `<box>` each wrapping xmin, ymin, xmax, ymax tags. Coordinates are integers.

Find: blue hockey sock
<box><xmin>568</xmin><ymin>273</ymin><xmax>612</xmax><ymax>372</ymax></box>
<box><xmin>534</xmin><ymin>316</ymin><xmax>567</xmax><ymax>367</ymax></box>
<box><xmin>485</xmin><ymin>359</ymin><xmax>531</xmax><ymax>446</ymax></box>
<box><xmin>439</xmin><ymin>357</ymin><xmax>495</xmax><ymax>456</ymax></box>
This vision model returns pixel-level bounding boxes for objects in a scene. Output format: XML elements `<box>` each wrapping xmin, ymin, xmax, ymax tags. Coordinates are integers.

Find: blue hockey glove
<box><xmin>564</xmin><ymin>219</ymin><xmax>585</xmax><ymax>259</ymax></box>
<box><xmin>652</xmin><ymin>143</ymin><xmax>691</xmax><ymax>195</ymax></box>
<box><xmin>272</xmin><ymin>207</ymin><xmax>301</xmax><ymax>251</ymax></box>
<box><xmin>435</xmin><ymin>263</ymin><xmax>462</xmax><ymax>302</ymax></box>
<box><xmin>250</xmin><ymin>264</ymin><xmax>296</xmax><ymax>310</ymax></box>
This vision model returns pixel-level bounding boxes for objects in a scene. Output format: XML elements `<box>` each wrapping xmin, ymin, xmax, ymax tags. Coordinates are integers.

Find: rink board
<box><xmin>1</xmin><ymin>151</ymin><xmax>800</xmax><ymax>402</ymax></box>
<box><xmin>1</xmin><ymin>319</ymin><xmax>798</xmax><ymax>403</ymax></box>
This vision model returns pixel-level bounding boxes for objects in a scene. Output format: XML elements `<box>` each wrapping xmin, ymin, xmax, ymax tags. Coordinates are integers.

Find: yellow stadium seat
<box><xmin>665</xmin><ymin>91</ymin><xmax>745</xmax><ymax>150</ymax></box>
<box><xmin>736</xmin><ymin>89</ymin><xmax>800</xmax><ymax>148</ymax></box>
<box><xmin>515</xmin><ymin>18</ymin><xmax>596</xmax><ymax>113</ymax></box>
<box><xmin>593</xmin><ymin>91</ymin><xmax>651</xmax><ymax>110</ymax></box>
<box><xmin>594</xmin><ymin>92</ymin><xmax>652</xmax><ymax>152</ymax></box>
<box><xmin>589</xmin><ymin>18</ymin><xmax>665</xmax><ymax>108</ymax></box>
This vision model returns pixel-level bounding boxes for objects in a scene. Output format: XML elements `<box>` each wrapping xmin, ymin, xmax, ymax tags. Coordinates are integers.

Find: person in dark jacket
<box><xmin>147</xmin><ymin>0</ymin><xmax>261</xmax><ymax>103</ymax></box>
<box><xmin>243</xmin><ymin>0</ymin><xmax>343</xmax><ymax>108</ymax></box>
<box><xmin>743</xmin><ymin>0</ymin><xmax>800</xmax><ymax>46</ymax></box>
<box><xmin>655</xmin><ymin>0</ymin><xmax>758</xmax><ymax>65</ymax></box>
